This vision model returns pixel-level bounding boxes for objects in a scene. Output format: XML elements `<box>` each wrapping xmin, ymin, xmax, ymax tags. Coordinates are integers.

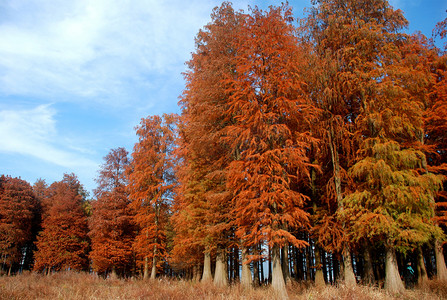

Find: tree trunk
<box><xmin>362</xmin><ymin>247</ymin><xmax>375</xmax><ymax>285</ymax></box>
<box><xmin>384</xmin><ymin>247</ymin><xmax>405</xmax><ymax>294</ymax></box>
<box><xmin>253</xmin><ymin>246</ymin><xmax>260</xmax><ymax>287</ymax></box>
<box><xmin>233</xmin><ymin>246</ymin><xmax>239</xmax><ymax>282</ymax></box>
<box><xmin>214</xmin><ymin>246</ymin><xmax>228</xmax><ymax>287</ymax></box>
<box><xmin>150</xmin><ymin>244</ymin><xmax>157</xmax><ymax>280</ymax></box>
<box><xmin>328</xmin><ymin>128</ymin><xmax>356</xmax><ymax>286</ymax></box>
<box><xmin>282</xmin><ymin>243</ymin><xmax>291</xmax><ymax>284</ymax></box>
<box><xmin>435</xmin><ymin>239</ymin><xmax>447</xmax><ymax>281</ymax></box>
<box><xmin>202</xmin><ymin>251</ymin><xmax>212</xmax><ymax>282</ymax></box>
<box><xmin>271</xmin><ymin>245</ymin><xmax>288</xmax><ymax>300</ymax></box>
<box><xmin>343</xmin><ymin>248</ymin><xmax>356</xmax><ymax>286</ymax></box>
<box><xmin>143</xmin><ymin>256</ymin><xmax>149</xmax><ymax>279</ymax></box>
<box><xmin>193</xmin><ymin>264</ymin><xmax>201</xmax><ymax>282</ymax></box>
<box><xmin>241</xmin><ymin>246</ymin><xmax>252</xmax><ymax>288</ymax></box>
<box><xmin>110</xmin><ymin>266</ymin><xmax>117</xmax><ymax>280</ymax></box>
<box><xmin>314</xmin><ymin>247</ymin><xmax>325</xmax><ymax>287</ymax></box>
<box><xmin>417</xmin><ymin>248</ymin><xmax>428</xmax><ymax>286</ymax></box>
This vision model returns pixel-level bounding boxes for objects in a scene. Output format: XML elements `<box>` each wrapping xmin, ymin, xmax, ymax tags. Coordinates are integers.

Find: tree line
<box><xmin>1</xmin><ymin>0</ymin><xmax>446</xmax><ymax>298</ymax></box>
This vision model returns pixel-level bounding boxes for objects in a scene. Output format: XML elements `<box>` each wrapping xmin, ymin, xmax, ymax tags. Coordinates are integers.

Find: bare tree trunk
<box><xmin>202</xmin><ymin>251</ymin><xmax>212</xmax><ymax>282</ymax></box>
<box><xmin>384</xmin><ymin>247</ymin><xmax>405</xmax><ymax>294</ymax></box>
<box><xmin>362</xmin><ymin>247</ymin><xmax>375</xmax><ymax>285</ymax></box>
<box><xmin>214</xmin><ymin>246</ymin><xmax>228</xmax><ymax>287</ymax></box>
<box><xmin>253</xmin><ymin>246</ymin><xmax>260</xmax><ymax>287</ymax></box>
<box><xmin>282</xmin><ymin>242</ymin><xmax>291</xmax><ymax>284</ymax></box>
<box><xmin>241</xmin><ymin>246</ymin><xmax>252</xmax><ymax>288</ymax></box>
<box><xmin>143</xmin><ymin>255</ymin><xmax>149</xmax><ymax>279</ymax></box>
<box><xmin>271</xmin><ymin>245</ymin><xmax>288</xmax><ymax>299</ymax></box>
<box><xmin>417</xmin><ymin>248</ymin><xmax>428</xmax><ymax>286</ymax></box>
<box><xmin>110</xmin><ymin>266</ymin><xmax>117</xmax><ymax>280</ymax></box>
<box><xmin>435</xmin><ymin>239</ymin><xmax>447</xmax><ymax>281</ymax></box>
<box><xmin>193</xmin><ymin>264</ymin><xmax>201</xmax><ymax>282</ymax></box>
<box><xmin>314</xmin><ymin>247</ymin><xmax>325</xmax><ymax>287</ymax></box>
<box><xmin>150</xmin><ymin>245</ymin><xmax>157</xmax><ymax>280</ymax></box>
<box><xmin>343</xmin><ymin>248</ymin><xmax>356</xmax><ymax>286</ymax></box>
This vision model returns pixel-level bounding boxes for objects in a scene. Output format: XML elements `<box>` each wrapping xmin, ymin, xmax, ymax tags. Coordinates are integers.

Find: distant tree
<box><xmin>34</xmin><ymin>174</ymin><xmax>89</xmax><ymax>273</ymax></box>
<box><xmin>89</xmin><ymin>148</ymin><xmax>134</xmax><ymax>278</ymax></box>
<box><xmin>0</xmin><ymin>176</ymin><xmax>36</xmax><ymax>275</ymax></box>
<box><xmin>127</xmin><ymin>114</ymin><xmax>176</xmax><ymax>279</ymax></box>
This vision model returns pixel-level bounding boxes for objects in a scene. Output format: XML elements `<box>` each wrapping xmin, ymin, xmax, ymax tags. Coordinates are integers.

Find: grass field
<box><xmin>0</xmin><ymin>272</ymin><xmax>446</xmax><ymax>299</ymax></box>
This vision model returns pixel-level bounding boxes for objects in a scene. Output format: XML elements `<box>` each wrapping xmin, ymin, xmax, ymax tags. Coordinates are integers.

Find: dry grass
<box><xmin>0</xmin><ymin>272</ymin><xmax>445</xmax><ymax>300</ymax></box>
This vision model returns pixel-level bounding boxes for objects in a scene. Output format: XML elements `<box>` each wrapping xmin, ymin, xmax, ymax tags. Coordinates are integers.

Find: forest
<box><xmin>1</xmin><ymin>0</ymin><xmax>447</xmax><ymax>299</ymax></box>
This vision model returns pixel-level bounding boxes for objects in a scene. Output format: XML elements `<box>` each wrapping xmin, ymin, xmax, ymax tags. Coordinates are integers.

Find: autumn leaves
<box><xmin>0</xmin><ymin>0</ymin><xmax>446</xmax><ymax>297</ymax></box>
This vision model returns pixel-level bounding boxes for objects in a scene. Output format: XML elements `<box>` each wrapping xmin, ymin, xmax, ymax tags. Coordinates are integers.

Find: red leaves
<box><xmin>127</xmin><ymin>114</ymin><xmax>176</xmax><ymax>273</ymax></box>
<box><xmin>89</xmin><ymin>148</ymin><xmax>133</xmax><ymax>275</ymax></box>
<box><xmin>0</xmin><ymin>176</ymin><xmax>36</xmax><ymax>268</ymax></box>
<box><xmin>34</xmin><ymin>175</ymin><xmax>89</xmax><ymax>272</ymax></box>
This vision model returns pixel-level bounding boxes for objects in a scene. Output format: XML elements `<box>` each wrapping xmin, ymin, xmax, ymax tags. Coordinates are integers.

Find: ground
<box><xmin>0</xmin><ymin>271</ymin><xmax>445</xmax><ymax>299</ymax></box>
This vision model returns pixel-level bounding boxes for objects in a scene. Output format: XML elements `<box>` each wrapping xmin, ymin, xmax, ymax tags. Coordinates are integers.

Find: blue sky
<box><xmin>0</xmin><ymin>0</ymin><xmax>445</xmax><ymax>196</ymax></box>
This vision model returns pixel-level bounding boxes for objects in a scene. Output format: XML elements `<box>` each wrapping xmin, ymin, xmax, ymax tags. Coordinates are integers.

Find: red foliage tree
<box><xmin>89</xmin><ymin>147</ymin><xmax>134</xmax><ymax>278</ymax></box>
<box><xmin>174</xmin><ymin>2</ymin><xmax>242</xmax><ymax>285</ymax></box>
<box><xmin>0</xmin><ymin>175</ymin><xmax>36</xmax><ymax>275</ymax></box>
<box><xmin>425</xmin><ymin>17</ymin><xmax>447</xmax><ymax>280</ymax></box>
<box><xmin>127</xmin><ymin>114</ymin><xmax>176</xmax><ymax>279</ymax></box>
<box><xmin>33</xmin><ymin>174</ymin><xmax>89</xmax><ymax>273</ymax></box>
<box><xmin>223</xmin><ymin>4</ymin><xmax>316</xmax><ymax>295</ymax></box>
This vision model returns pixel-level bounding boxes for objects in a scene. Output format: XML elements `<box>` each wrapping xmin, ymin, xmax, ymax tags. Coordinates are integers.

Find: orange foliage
<box><xmin>224</xmin><ymin>4</ymin><xmax>314</xmax><ymax>250</ymax></box>
<box><xmin>33</xmin><ymin>174</ymin><xmax>89</xmax><ymax>272</ymax></box>
<box><xmin>89</xmin><ymin>148</ymin><xmax>134</xmax><ymax>276</ymax></box>
<box><xmin>0</xmin><ymin>176</ymin><xmax>36</xmax><ymax>271</ymax></box>
<box><xmin>127</xmin><ymin>114</ymin><xmax>176</xmax><ymax>276</ymax></box>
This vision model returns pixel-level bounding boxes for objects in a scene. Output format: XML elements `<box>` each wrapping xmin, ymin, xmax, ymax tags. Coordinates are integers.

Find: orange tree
<box><xmin>301</xmin><ymin>0</ymin><xmax>446</xmax><ymax>293</ymax></box>
<box><xmin>175</xmin><ymin>2</ymin><xmax>242</xmax><ymax>285</ymax></box>
<box><xmin>425</xmin><ymin>17</ymin><xmax>447</xmax><ymax>280</ymax></box>
<box><xmin>33</xmin><ymin>174</ymin><xmax>89</xmax><ymax>273</ymax></box>
<box><xmin>223</xmin><ymin>4</ymin><xmax>316</xmax><ymax>296</ymax></box>
<box><xmin>127</xmin><ymin>114</ymin><xmax>176</xmax><ymax>279</ymax></box>
<box><xmin>89</xmin><ymin>147</ymin><xmax>134</xmax><ymax>277</ymax></box>
<box><xmin>0</xmin><ymin>176</ymin><xmax>36</xmax><ymax>275</ymax></box>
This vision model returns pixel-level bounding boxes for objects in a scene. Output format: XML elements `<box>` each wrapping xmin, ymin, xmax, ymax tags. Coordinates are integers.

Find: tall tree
<box><xmin>127</xmin><ymin>114</ymin><xmax>176</xmax><ymax>280</ymax></box>
<box><xmin>224</xmin><ymin>4</ymin><xmax>315</xmax><ymax>297</ymax></box>
<box><xmin>89</xmin><ymin>148</ymin><xmax>134</xmax><ymax>278</ymax></box>
<box><xmin>299</xmin><ymin>0</ymin><xmax>419</xmax><ymax>289</ymax></box>
<box><xmin>176</xmin><ymin>2</ymin><xmax>242</xmax><ymax>285</ymax></box>
<box><xmin>425</xmin><ymin>17</ymin><xmax>447</xmax><ymax>280</ymax></box>
<box><xmin>33</xmin><ymin>174</ymin><xmax>89</xmax><ymax>273</ymax></box>
<box><xmin>0</xmin><ymin>176</ymin><xmax>36</xmax><ymax>275</ymax></box>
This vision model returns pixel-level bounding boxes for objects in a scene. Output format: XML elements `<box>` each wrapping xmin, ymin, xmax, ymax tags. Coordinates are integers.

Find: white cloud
<box><xmin>0</xmin><ymin>0</ymin><xmax>217</xmax><ymax>105</ymax></box>
<box><xmin>0</xmin><ymin>104</ymin><xmax>97</xmax><ymax>169</ymax></box>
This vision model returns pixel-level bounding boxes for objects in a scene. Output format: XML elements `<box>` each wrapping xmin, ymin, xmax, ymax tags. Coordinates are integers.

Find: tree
<box><xmin>0</xmin><ymin>176</ymin><xmax>36</xmax><ymax>275</ymax></box>
<box><xmin>299</xmin><ymin>0</ymin><xmax>433</xmax><ymax>290</ymax></box>
<box><xmin>33</xmin><ymin>174</ymin><xmax>89</xmax><ymax>273</ymax></box>
<box><xmin>224</xmin><ymin>4</ymin><xmax>315</xmax><ymax>297</ymax></box>
<box><xmin>89</xmin><ymin>148</ymin><xmax>134</xmax><ymax>278</ymax></box>
<box><xmin>127</xmin><ymin>114</ymin><xmax>176</xmax><ymax>279</ymax></box>
<box><xmin>425</xmin><ymin>17</ymin><xmax>447</xmax><ymax>281</ymax></box>
<box><xmin>176</xmin><ymin>2</ymin><xmax>243</xmax><ymax>285</ymax></box>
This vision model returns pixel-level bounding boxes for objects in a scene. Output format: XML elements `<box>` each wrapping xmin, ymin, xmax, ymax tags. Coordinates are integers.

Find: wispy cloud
<box><xmin>0</xmin><ymin>0</ymin><xmax>218</xmax><ymax>106</ymax></box>
<box><xmin>0</xmin><ymin>104</ymin><xmax>96</xmax><ymax>169</ymax></box>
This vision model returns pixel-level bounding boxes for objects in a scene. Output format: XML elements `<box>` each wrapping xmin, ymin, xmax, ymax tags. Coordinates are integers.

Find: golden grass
<box><xmin>0</xmin><ymin>272</ymin><xmax>445</xmax><ymax>300</ymax></box>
